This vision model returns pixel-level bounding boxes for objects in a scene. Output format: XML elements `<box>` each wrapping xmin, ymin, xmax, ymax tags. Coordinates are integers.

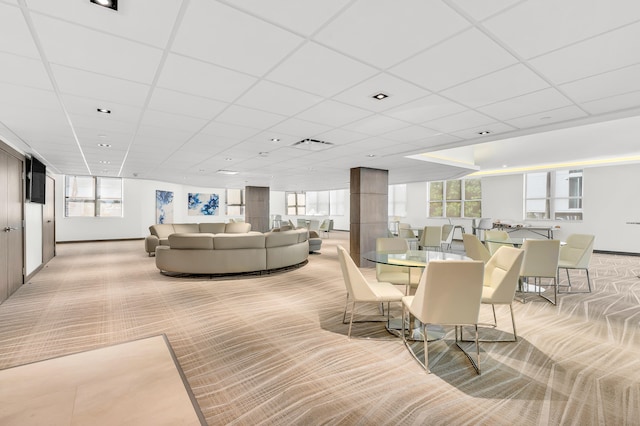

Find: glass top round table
<box><xmin>363</xmin><ymin>249</ymin><xmax>469</xmax><ymax>266</ymax></box>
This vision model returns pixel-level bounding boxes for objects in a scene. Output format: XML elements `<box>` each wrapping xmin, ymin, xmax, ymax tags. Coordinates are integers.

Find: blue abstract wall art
<box><xmin>188</xmin><ymin>193</ymin><xmax>219</xmax><ymax>216</ymax></box>
<box><xmin>156</xmin><ymin>190</ymin><xmax>174</xmax><ymax>224</ymax></box>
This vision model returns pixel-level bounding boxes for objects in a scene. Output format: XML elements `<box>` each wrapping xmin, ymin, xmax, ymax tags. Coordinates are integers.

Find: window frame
<box><xmin>428</xmin><ymin>178</ymin><xmax>482</xmax><ymax>218</ymax></box>
<box><xmin>225</xmin><ymin>188</ymin><xmax>245</xmax><ymax>216</ymax></box>
<box><xmin>64</xmin><ymin>175</ymin><xmax>123</xmax><ymax>217</ymax></box>
<box><xmin>525</xmin><ymin>169</ymin><xmax>583</xmax><ymax>221</ymax></box>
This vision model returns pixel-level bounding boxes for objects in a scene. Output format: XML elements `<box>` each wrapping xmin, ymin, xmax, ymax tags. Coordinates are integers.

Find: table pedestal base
<box><xmin>386</xmin><ymin>318</ymin><xmax>445</xmax><ymax>342</ymax></box>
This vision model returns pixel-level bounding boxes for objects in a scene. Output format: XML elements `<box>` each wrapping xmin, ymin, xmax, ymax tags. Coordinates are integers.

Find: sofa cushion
<box><xmin>168</xmin><ymin>233</ymin><xmax>214</xmax><ymax>250</ymax></box>
<box><xmin>149</xmin><ymin>224</ymin><xmax>175</xmax><ymax>238</ymax></box>
<box><xmin>266</xmin><ymin>229</ymin><xmax>306</xmax><ymax>248</ymax></box>
<box><xmin>213</xmin><ymin>233</ymin><xmax>265</xmax><ymax>249</ymax></box>
<box><xmin>199</xmin><ymin>222</ymin><xmax>227</xmax><ymax>234</ymax></box>
<box><xmin>173</xmin><ymin>223</ymin><xmax>200</xmax><ymax>233</ymax></box>
<box><xmin>225</xmin><ymin>222</ymin><xmax>252</xmax><ymax>233</ymax></box>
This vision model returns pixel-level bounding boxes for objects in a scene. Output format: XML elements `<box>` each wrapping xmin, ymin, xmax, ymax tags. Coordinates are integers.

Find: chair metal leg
<box><xmin>558</xmin><ymin>267</ymin><xmax>592</xmax><ymax>294</ymax></box>
<box><xmin>461</xmin><ymin>304</ymin><xmax>517</xmax><ymax>343</ymax></box>
<box><xmin>455</xmin><ymin>325</ymin><xmax>481</xmax><ymax>375</ymax></box>
<box><xmin>342</xmin><ymin>293</ymin><xmax>350</xmax><ymax>324</ymax></box>
<box><xmin>347</xmin><ymin>301</ymin><xmax>356</xmax><ymax>338</ymax></box>
<box><xmin>423</xmin><ymin>323</ymin><xmax>430</xmax><ymax>374</ymax></box>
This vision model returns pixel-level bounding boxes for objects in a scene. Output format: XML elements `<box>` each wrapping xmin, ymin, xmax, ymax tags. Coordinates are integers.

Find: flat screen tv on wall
<box><xmin>26</xmin><ymin>156</ymin><xmax>46</xmax><ymax>204</ymax></box>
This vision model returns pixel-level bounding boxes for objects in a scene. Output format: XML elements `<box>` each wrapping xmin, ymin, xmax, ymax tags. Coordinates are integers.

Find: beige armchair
<box><xmin>337</xmin><ymin>245</ymin><xmax>404</xmax><ymax>339</ymax></box>
<box><xmin>462</xmin><ymin>234</ymin><xmax>491</xmax><ymax>263</ymax></box>
<box><xmin>401</xmin><ymin>260</ymin><xmax>484</xmax><ymax>374</ymax></box>
<box><xmin>519</xmin><ymin>239</ymin><xmax>561</xmax><ymax>305</ymax></box>
<box><xmin>558</xmin><ymin>234</ymin><xmax>595</xmax><ymax>293</ymax></box>
<box><xmin>484</xmin><ymin>230</ymin><xmax>513</xmax><ymax>255</ymax></box>
<box><xmin>419</xmin><ymin>226</ymin><xmax>442</xmax><ymax>251</ymax></box>
<box><xmin>441</xmin><ymin>224</ymin><xmax>455</xmax><ymax>251</ymax></box>
<box><xmin>479</xmin><ymin>246</ymin><xmax>524</xmax><ymax>341</ymax></box>
<box><xmin>376</xmin><ymin>238</ymin><xmax>420</xmax><ymax>295</ymax></box>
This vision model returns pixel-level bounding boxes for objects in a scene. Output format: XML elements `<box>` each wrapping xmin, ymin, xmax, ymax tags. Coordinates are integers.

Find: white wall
<box><xmin>51</xmin><ymin>163</ymin><xmax>640</xmax><ymax>252</ymax></box>
<box><xmin>25</xmin><ymin>202</ymin><xmax>43</xmax><ymax>275</ymax></box>
<box><xmin>479</xmin><ymin>164</ymin><xmax>640</xmax><ymax>253</ymax></box>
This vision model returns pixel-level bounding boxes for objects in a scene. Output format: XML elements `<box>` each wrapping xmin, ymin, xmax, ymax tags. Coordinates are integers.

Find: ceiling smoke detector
<box><xmin>291</xmin><ymin>138</ymin><xmax>334</xmax><ymax>151</ymax></box>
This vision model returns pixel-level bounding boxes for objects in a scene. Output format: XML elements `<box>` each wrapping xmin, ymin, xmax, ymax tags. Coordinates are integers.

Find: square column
<box><xmin>350</xmin><ymin>167</ymin><xmax>388</xmax><ymax>267</ymax></box>
<box><xmin>245</xmin><ymin>186</ymin><xmax>270</xmax><ymax>233</ymax></box>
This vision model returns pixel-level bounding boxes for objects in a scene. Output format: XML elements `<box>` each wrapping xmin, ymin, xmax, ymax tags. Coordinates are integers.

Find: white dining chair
<box><xmin>557</xmin><ymin>234</ymin><xmax>595</xmax><ymax>293</ymax></box>
<box><xmin>376</xmin><ymin>238</ymin><xmax>420</xmax><ymax>295</ymax></box>
<box><xmin>519</xmin><ymin>239</ymin><xmax>561</xmax><ymax>305</ymax></box>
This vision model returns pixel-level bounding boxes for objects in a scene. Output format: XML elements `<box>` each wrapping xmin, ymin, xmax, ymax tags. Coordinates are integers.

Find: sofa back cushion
<box><xmin>213</xmin><ymin>233</ymin><xmax>265</xmax><ymax>249</ymax></box>
<box><xmin>168</xmin><ymin>233</ymin><xmax>214</xmax><ymax>250</ymax></box>
<box><xmin>266</xmin><ymin>229</ymin><xmax>306</xmax><ymax>248</ymax></box>
<box><xmin>225</xmin><ymin>222</ymin><xmax>252</xmax><ymax>233</ymax></box>
<box><xmin>173</xmin><ymin>223</ymin><xmax>200</xmax><ymax>233</ymax></box>
<box><xmin>149</xmin><ymin>224</ymin><xmax>175</xmax><ymax>238</ymax></box>
<box><xmin>199</xmin><ymin>222</ymin><xmax>227</xmax><ymax>234</ymax></box>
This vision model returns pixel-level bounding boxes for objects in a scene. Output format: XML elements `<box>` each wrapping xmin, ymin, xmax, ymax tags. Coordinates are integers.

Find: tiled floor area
<box><xmin>0</xmin><ymin>335</ymin><xmax>205</xmax><ymax>425</ymax></box>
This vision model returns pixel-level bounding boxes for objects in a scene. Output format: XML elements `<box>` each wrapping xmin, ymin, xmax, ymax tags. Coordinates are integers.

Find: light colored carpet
<box><xmin>0</xmin><ymin>232</ymin><xmax>639</xmax><ymax>425</ymax></box>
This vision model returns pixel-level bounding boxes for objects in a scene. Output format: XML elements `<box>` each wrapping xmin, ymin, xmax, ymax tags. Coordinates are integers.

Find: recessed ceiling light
<box><xmin>270</xmin><ymin>138</ymin><xmax>280</xmax><ymax>142</ymax></box>
<box><xmin>259</xmin><ymin>152</ymin><xmax>269</xmax><ymax>157</ymax></box>
<box><xmin>224</xmin><ymin>158</ymin><xmax>232</xmax><ymax>161</ymax></box>
<box><xmin>367</xmin><ymin>154</ymin><xmax>376</xmax><ymax>157</ymax></box>
<box><xmin>99</xmin><ymin>160</ymin><xmax>110</xmax><ymax>164</ymax></box>
<box><xmin>372</xmin><ymin>92</ymin><xmax>389</xmax><ymax>100</ymax></box>
<box><xmin>97</xmin><ymin>108</ymin><xmax>111</xmax><ymax>114</ymax></box>
<box><xmin>217</xmin><ymin>170</ymin><xmax>239</xmax><ymax>175</ymax></box>
<box><xmin>97</xmin><ymin>143</ymin><xmax>111</xmax><ymax>148</ymax></box>
<box><xmin>90</xmin><ymin>0</ymin><xmax>118</xmax><ymax>11</ymax></box>
<box><xmin>478</xmin><ymin>130</ymin><xmax>491</xmax><ymax>135</ymax></box>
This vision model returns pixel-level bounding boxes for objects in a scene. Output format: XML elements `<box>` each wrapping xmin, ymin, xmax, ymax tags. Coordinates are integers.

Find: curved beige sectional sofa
<box><xmin>145</xmin><ymin>222</ymin><xmax>251</xmax><ymax>255</ymax></box>
<box><xmin>152</xmin><ymin>225</ymin><xmax>309</xmax><ymax>275</ymax></box>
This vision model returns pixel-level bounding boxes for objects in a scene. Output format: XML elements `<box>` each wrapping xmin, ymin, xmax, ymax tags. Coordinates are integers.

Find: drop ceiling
<box><xmin>1</xmin><ymin>0</ymin><xmax>640</xmax><ymax>191</ymax></box>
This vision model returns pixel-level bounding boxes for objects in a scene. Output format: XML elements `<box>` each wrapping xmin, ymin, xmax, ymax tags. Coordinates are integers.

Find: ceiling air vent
<box><xmin>291</xmin><ymin>138</ymin><xmax>334</xmax><ymax>151</ymax></box>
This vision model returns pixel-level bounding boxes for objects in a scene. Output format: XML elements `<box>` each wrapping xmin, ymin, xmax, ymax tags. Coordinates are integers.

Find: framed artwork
<box><xmin>156</xmin><ymin>190</ymin><xmax>174</xmax><ymax>224</ymax></box>
<box><xmin>188</xmin><ymin>193</ymin><xmax>219</xmax><ymax>216</ymax></box>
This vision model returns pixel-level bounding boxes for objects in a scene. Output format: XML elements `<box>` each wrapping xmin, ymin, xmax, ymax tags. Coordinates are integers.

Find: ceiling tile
<box><xmin>139</xmin><ymin>109</ymin><xmax>208</xmax><ymax>133</ymax></box>
<box><xmin>530</xmin><ymin>21</ymin><xmax>640</xmax><ymax>84</ymax></box>
<box><xmin>441</xmin><ymin>64</ymin><xmax>549</xmax><ymax>108</ymax></box>
<box><xmin>268</xmin><ymin>118</ymin><xmax>333</xmax><ymax>139</ymax></box>
<box><xmin>32</xmin><ymin>14</ymin><xmax>163</xmax><ymax>84</ymax></box>
<box><xmin>0</xmin><ymin>83</ymin><xmax>58</xmax><ymax>110</ymax></box>
<box><xmin>483</xmin><ymin>0</ymin><xmax>640</xmax><ymax>58</ymax></box>
<box><xmin>216</xmin><ymin>105</ymin><xmax>286</xmax><ymax>130</ymax></box>
<box><xmin>231</xmin><ymin>0</ymin><xmax>350</xmax><ymax>37</ymax></box>
<box><xmin>172</xmin><ymin>0</ymin><xmax>304</xmax><ymax>76</ymax></box>
<box><xmin>381</xmin><ymin>125</ymin><xmax>442</xmax><ymax>143</ymax></box>
<box><xmin>389</xmin><ymin>27</ymin><xmax>518</xmax><ymax>92</ymax></box>
<box><xmin>313</xmin><ymin>128</ymin><xmax>369</xmax><ymax>145</ymax></box>
<box><xmin>236</xmin><ymin>80</ymin><xmax>323</xmax><ymax>116</ymax></box>
<box><xmin>314</xmin><ymin>0</ymin><xmax>470</xmax><ymax>68</ymax></box>
<box><xmin>477</xmin><ymin>88</ymin><xmax>573</xmax><ymax>121</ymax></box>
<box><xmin>295</xmin><ymin>100</ymin><xmax>372</xmax><ymax>127</ymax></box>
<box><xmin>52</xmin><ymin>65</ymin><xmax>150</xmax><ymax>108</ymax></box>
<box><xmin>332</xmin><ymin>73</ymin><xmax>430</xmax><ymax>112</ymax></box>
<box><xmin>26</xmin><ymin>0</ymin><xmax>182</xmax><ymax>48</ymax></box>
<box><xmin>341</xmin><ymin>114</ymin><xmax>410</xmax><ymax>136</ymax></box>
<box><xmin>157</xmin><ymin>54</ymin><xmax>257</xmax><ymax>103</ymax></box>
<box><xmin>199</xmin><ymin>121</ymin><xmax>261</xmax><ymax>141</ymax></box>
<box><xmin>450</xmin><ymin>122</ymin><xmax>516</xmax><ymax>140</ymax></box>
<box><xmin>266</xmin><ymin>42</ymin><xmax>378</xmax><ymax>97</ymax></box>
<box><xmin>505</xmin><ymin>105</ymin><xmax>588</xmax><ymax>129</ymax></box>
<box><xmin>449</xmin><ymin>0</ymin><xmax>521</xmax><ymax>21</ymax></box>
<box><xmin>147</xmin><ymin>88</ymin><xmax>229</xmax><ymax>121</ymax></box>
<box><xmin>384</xmin><ymin>94</ymin><xmax>467</xmax><ymax>124</ymax></box>
<box><xmin>560</xmin><ymin>64</ymin><xmax>640</xmax><ymax>104</ymax></box>
<box><xmin>0</xmin><ymin>52</ymin><xmax>53</xmax><ymax>90</ymax></box>
<box><xmin>423</xmin><ymin>110</ymin><xmax>495</xmax><ymax>134</ymax></box>
<box><xmin>0</xmin><ymin>3</ymin><xmax>40</xmax><ymax>58</ymax></box>
<box><xmin>581</xmin><ymin>91</ymin><xmax>640</xmax><ymax>115</ymax></box>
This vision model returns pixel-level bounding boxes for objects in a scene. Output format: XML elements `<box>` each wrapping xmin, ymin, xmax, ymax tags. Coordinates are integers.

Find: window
<box><xmin>428</xmin><ymin>179</ymin><xmax>482</xmax><ymax>218</ymax></box>
<box><xmin>388</xmin><ymin>184</ymin><xmax>407</xmax><ymax>217</ymax></box>
<box><xmin>329</xmin><ymin>189</ymin><xmax>346</xmax><ymax>216</ymax></box>
<box><xmin>225</xmin><ymin>188</ymin><xmax>245</xmax><ymax>216</ymax></box>
<box><xmin>286</xmin><ymin>192</ymin><xmax>305</xmax><ymax>215</ymax></box>
<box><xmin>306</xmin><ymin>191</ymin><xmax>330</xmax><ymax>215</ymax></box>
<box><xmin>525</xmin><ymin>170</ymin><xmax>583</xmax><ymax>220</ymax></box>
<box><xmin>65</xmin><ymin>176</ymin><xmax>122</xmax><ymax>217</ymax></box>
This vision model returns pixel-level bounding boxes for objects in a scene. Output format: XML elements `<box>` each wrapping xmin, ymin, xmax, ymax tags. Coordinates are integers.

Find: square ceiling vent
<box><xmin>291</xmin><ymin>138</ymin><xmax>334</xmax><ymax>151</ymax></box>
